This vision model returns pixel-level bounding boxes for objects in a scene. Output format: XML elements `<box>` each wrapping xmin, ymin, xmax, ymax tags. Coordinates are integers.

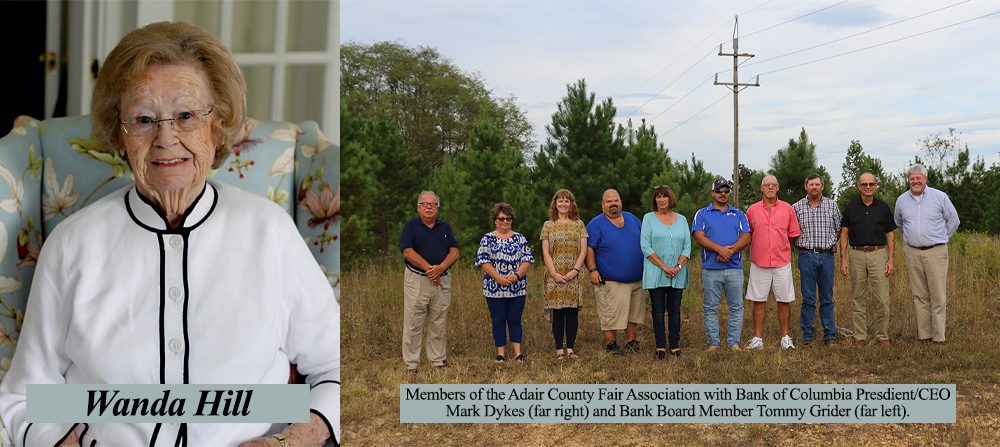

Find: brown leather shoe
<box><xmin>877</xmin><ymin>340</ymin><xmax>889</xmax><ymax>347</ymax></box>
<box><xmin>853</xmin><ymin>339</ymin><xmax>867</xmax><ymax>347</ymax></box>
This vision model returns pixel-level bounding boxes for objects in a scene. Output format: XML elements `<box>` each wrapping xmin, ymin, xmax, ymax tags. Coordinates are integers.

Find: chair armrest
<box><xmin>0</xmin><ymin>116</ymin><xmax>45</xmax><ymax>365</ymax></box>
<box><xmin>293</xmin><ymin>121</ymin><xmax>339</xmax><ymax>293</ymax></box>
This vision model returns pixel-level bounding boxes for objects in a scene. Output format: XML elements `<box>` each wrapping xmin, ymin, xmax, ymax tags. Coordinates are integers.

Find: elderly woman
<box><xmin>640</xmin><ymin>185</ymin><xmax>691</xmax><ymax>360</ymax></box>
<box><xmin>475</xmin><ymin>203</ymin><xmax>534</xmax><ymax>363</ymax></box>
<box><xmin>539</xmin><ymin>189</ymin><xmax>587</xmax><ymax>360</ymax></box>
<box><xmin>0</xmin><ymin>23</ymin><xmax>338</xmax><ymax>447</ymax></box>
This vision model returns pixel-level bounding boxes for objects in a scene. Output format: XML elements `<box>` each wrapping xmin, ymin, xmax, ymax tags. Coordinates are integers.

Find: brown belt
<box><xmin>851</xmin><ymin>245</ymin><xmax>885</xmax><ymax>252</ymax></box>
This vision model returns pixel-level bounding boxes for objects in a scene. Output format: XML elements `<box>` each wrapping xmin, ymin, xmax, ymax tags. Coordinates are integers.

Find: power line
<box><xmin>626</xmin><ymin>48</ymin><xmax>716</xmax><ymax>118</ymax></box>
<box><xmin>643</xmin><ymin>1</ymin><xmax>852</xmax><ymax>124</ymax></box>
<box><xmin>663</xmin><ymin>93</ymin><xmax>729</xmax><ymax>135</ymax></box>
<box><xmin>742</xmin><ymin>0</ymin><xmax>852</xmax><ymax>39</ymax></box>
<box><xmin>648</xmin><ymin>74</ymin><xmax>716</xmax><ymax>123</ymax></box>
<box><xmin>739</xmin><ymin>0</ymin><xmax>778</xmax><ymax>16</ymax></box>
<box><xmin>755</xmin><ymin>8</ymin><xmax>1000</xmax><ymax>77</ymax></box>
<box><xmin>660</xmin><ymin>8</ymin><xmax>1000</xmax><ymax>141</ymax></box>
<box><xmin>623</xmin><ymin>0</ymin><xmax>777</xmax><ymax>117</ymax></box>
<box><xmin>624</xmin><ymin>20</ymin><xmax>732</xmax><ymax>109</ymax></box>
<box><xmin>743</xmin><ymin>0</ymin><xmax>972</xmax><ymax>69</ymax></box>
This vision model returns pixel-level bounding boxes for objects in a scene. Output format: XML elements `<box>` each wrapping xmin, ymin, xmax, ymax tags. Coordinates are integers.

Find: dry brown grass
<box><xmin>342</xmin><ymin>232</ymin><xmax>1000</xmax><ymax>446</ymax></box>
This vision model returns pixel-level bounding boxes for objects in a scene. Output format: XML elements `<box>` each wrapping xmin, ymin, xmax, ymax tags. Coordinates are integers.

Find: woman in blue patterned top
<box><xmin>475</xmin><ymin>203</ymin><xmax>535</xmax><ymax>363</ymax></box>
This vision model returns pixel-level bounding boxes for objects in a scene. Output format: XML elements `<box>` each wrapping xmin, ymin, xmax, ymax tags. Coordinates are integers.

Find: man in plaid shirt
<box><xmin>791</xmin><ymin>173</ymin><xmax>842</xmax><ymax>346</ymax></box>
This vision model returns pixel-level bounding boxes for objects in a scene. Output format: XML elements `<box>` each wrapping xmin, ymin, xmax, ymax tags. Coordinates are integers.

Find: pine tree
<box><xmin>427</xmin><ymin>157</ymin><xmax>474</xmax><ymax>259</ymax></box>
<box><xmin>836</xmin><ymin>139</ymin><xmax>898</xmax><ymax>209</ymax></box>
<box><xmin>533</xmin><ymin>79</ymin><xmax>625</xmax><ymax>221</ymax></box>
<box><xmin>737</xmin><ymin>164</ymin><xmax>765</xmax><ymax>210</ymax></box>
<box><xmin>339</xmin><ymin>102</ymin><xmax>381</xmax><ymax>260</ymax></box>
<box><xmin>769</xmin><ymin>128</ymin><xmax>831</xmax><ymax>203</ymax></box>
<box><xmin>672</xmin><ymin>153</ymin><xmax>718</xmax><ymax>219</ymax></box>
<box><xmin>454</xmin><ymin>110</ymin><xmax>534</xmax><ymax>251</ymax></box>
<box><xmin>365</xmin><ymin>110</ymin><xmax>421</xmax><ymax>252</ymax></box>
<box><xmin>615</xmin><ymin>119</ymin><xmax>672</xmax><ymax>217</ymax></box>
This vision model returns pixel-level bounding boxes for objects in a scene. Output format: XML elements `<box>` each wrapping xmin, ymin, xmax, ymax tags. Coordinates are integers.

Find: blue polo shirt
<box><xmin>586</xmin><ymin>212</ymin><xmax>644</xmax><ymax>282</ymax></box>
<box><xmin>691</xmin><ymin>203</ymin><xmax>750</xmax><ymax>270</ymax></box>
<box><xmin>400</xmin><ymin>217</ymin><xmax>459</xmax><ymax>272</ymax></box>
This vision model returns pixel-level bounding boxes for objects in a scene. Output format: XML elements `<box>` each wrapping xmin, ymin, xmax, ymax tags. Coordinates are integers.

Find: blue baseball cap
<box><xmin>712</xmin><ymin>178</ymin><xmax>733</xmax><ymax>192</ymax></box>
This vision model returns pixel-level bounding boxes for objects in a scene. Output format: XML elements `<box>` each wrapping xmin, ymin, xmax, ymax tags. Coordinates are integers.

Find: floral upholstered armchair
<box><xmin>0</xmin><ymin>115</ymin><xmax>340</xmax><ymax>387</ymax></box>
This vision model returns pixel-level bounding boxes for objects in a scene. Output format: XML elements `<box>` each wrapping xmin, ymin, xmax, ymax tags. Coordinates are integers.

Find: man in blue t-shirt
<box><xmin>399</xmin><ymin>191</ymin><xmax>460</xmax><ymax>371</ymax></box>
<box><xmin>585</xmin><ymin>189</ymin><xmax>645</xmax><ymax>355</ymax></box>
<box><xmin>691</xmin><ymin>179</ymin><xmax>752</xmax><ymax>351</ymax></box>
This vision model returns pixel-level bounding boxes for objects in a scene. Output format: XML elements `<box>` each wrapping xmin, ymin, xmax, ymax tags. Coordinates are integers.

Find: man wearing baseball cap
<box><xmin>691</xmin><ymin>179</ymin><xmax>752</xmax><ymax>351</ymax></box>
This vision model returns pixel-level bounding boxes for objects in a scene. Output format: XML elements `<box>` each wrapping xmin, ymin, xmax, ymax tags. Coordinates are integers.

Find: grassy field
<box><xmin>341</xmin><ymin>232</ymin><xmax>1000</xmax><ymax>446</ymax></box>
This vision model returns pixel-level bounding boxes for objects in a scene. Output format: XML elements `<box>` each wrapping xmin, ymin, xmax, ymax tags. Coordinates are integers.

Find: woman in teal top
<box><xmin>640</xmin><ymin>185</ymin><xmax>691</xmax><ymax>359</ymax></box>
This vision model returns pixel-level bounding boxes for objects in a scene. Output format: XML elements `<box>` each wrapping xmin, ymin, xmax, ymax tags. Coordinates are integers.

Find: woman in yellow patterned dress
<box><xmin>539</xmin><ymin>189</ymin><xmax>588</xmax><ymax>360</ymax></box>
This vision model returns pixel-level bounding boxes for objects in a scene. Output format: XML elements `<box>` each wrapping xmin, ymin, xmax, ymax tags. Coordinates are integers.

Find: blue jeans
<box><xmin>798</xmin><ymin>252</ymin><xmax>836</xmax><ymax>341</ymax></box>
<box><xmin>701</xmin><ymin>268</ymin><xmax>744</xmax><ymax>347</ymax></box>
<box><xmin>486</xmin><ymin>296</ymin><xmax>525</xmax><ymax>347</ymax></box>
<box><xmin>649</xmin><ymin>287</ymin><xmax>683</xmax><ymax>350</ymax></box>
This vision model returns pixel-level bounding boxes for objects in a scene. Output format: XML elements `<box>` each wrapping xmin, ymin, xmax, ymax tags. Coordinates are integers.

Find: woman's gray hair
<box><xmin>92</xmin><ymin>21</ymin><xmax>247</xmax><ymax>170</ymax></box>
<box><xmin>907</xmin><ymin>164</ymin><xmax>928</xmax><ymax>178</ymax></box>
<box><xmin>417</xmin><ymin>190</ymin><xmax>440</xmax><ymax>205</ymax></box>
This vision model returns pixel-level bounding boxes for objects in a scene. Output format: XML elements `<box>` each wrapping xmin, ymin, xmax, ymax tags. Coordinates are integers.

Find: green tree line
<box><xmin>341</xmin><ymin>41</ymin><xmax>1000</xmax><ymax>268</ymax></box>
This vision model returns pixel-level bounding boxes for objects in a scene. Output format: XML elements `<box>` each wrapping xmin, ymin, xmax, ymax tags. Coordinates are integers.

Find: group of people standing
<box><xmin>397</xmin><ymin>163</ymin><xmax>958</xmax><ymax>370</ymax></box>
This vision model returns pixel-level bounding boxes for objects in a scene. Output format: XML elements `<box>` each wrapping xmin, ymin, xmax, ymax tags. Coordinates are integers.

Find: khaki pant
<box><xmin>594</xmin><ymin>280</ymin><xmax>644</xmax><ymax>331</ymax></box>
<box><xmin>849</xmin><ymin>248</ymin><xmax>890</xmax><ymax>341</ymax></box>
<box><xmin>402</xmin><ymin>269</ymin><xmax>451</xmax><ymax>369</ymax></box>
<box><xmin>904</xmin><ymin>244</ymin><xmax>949</xmax><ymax>342</ymax></box>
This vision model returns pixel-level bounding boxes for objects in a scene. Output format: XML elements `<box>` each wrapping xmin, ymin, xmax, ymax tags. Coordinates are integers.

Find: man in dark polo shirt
<box><xmin>839</xmin><ymin>173</ymin><xmax>896</xmax><ymax>347</ymax></box>
<box><xmin>400</xmin><ymin>191</ymin><xmax>460</xmax><ymax>371</ymax></box>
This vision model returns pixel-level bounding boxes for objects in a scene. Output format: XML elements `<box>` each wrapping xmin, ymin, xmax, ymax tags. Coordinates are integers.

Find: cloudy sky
<box><xmin>341</xmin><ymin>0</ymin><xmax>1000</xmax><ymax>188</ymax></box>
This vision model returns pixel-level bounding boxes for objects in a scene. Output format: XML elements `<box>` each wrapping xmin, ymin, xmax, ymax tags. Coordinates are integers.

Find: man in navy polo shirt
<box><xmin>585</xmin><ymin>189</ymin><xmax>645</xmax><ymax>355</ymax></box>
<box><xmin>692</xmin><ymin>179</ymin><xmax>752</xmax><ymax>351</ymax></box>
<box><xmin>400</xmin><ymin>190</ymin><xmax>460</xmax><ymax>371</ymax></box>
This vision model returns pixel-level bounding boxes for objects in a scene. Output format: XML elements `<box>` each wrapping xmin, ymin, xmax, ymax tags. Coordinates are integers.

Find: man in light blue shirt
<box><xmin>894</xmin><ymin>163</ymin><xmax>959</xmax><ymax>343</ymax></box>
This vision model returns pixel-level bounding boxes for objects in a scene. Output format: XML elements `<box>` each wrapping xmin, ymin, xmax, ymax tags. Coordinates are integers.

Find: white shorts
<box><xmin>745</xmin><ymin>263</ymin><xmax>795</xmax><ymax>303</ymax></box>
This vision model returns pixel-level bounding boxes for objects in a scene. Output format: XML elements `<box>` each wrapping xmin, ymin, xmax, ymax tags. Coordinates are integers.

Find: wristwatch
<box><xmin>273</xmin><ymin>434</ymin><xmax>290</xmax><ymax>447</ymax></box>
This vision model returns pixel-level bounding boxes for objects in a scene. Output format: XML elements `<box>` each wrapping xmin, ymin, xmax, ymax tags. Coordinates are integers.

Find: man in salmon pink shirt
<box><xmin>744</xmin><ymin>175</ymin><xmax>801</xmax><ymax>351</ymax></box>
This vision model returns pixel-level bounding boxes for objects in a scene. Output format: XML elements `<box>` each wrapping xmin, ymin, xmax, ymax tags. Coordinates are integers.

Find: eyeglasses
<box><xmin>418</xmin><ymin>202</ymin><xmax>439</xmax><ymax>208</ymax></box>
<box><xmin>495</xmin><ymin>217</ymin><xmax>513</xmax><ymax>222</ymax></box>
<box><xmin>714</xmin><ymin>189</ymin><xmax>731</xmax><ymax>194</ymax></box>
<box><xmin>119</xmin><ymin>106</ymin><xmax>214</xmax><ymax>137</ymax></box>
<box><xmin>859</xmin><ymin>182</ymin><xmax>877</xmax><ymax>187</ymax></box>
<box><xmin>653</xmin><ymin>185</ymin><xmax>672</xmax><ymax>190</ymax></box>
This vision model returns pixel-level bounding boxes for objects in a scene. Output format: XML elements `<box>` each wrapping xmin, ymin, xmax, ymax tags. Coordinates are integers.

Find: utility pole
<box><xmin>714</xmin><ymin>15</ymin><xmax>759</xmax><ymax>207</ymax></box>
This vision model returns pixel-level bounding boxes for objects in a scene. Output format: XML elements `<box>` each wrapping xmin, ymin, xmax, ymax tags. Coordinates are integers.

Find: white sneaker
<box><xmin>746</xmin><ymin>337</ymin><xmax>763</xmax><ymax>350</ymax></box>
<box><xmin>780</xmin><ymin>335</ymin><xmax>795</xmax><ymax>350</ymax></box>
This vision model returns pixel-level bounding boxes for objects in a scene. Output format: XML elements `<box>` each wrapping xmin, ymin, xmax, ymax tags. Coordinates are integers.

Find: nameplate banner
<box><xmin>400</xmin><ymin>384</ymin><xmax>955</xmax><ymax>424</ymax></box>
<box><xmin>27</xmin><ymin>384</ymin><xmax>310</xmax><ymax>423</ymax></box>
